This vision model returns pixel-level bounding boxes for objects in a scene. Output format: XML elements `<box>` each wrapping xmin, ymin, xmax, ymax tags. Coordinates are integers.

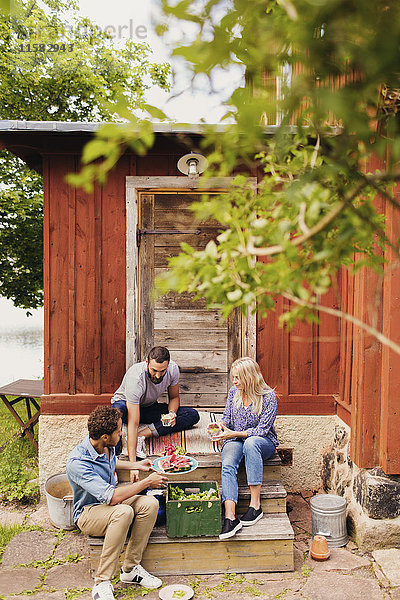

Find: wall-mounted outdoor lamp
<box><xmin>177</xmin><ymin>152</ymin><xmax>208</xmax><ymax>176</ymax></box>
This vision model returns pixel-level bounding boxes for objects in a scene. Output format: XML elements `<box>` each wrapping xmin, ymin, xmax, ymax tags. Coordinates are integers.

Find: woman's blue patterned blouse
<box><xmin>221</xmin><ymin>385</ymin><xmax>278</xmax><ymax>447</ymax></box>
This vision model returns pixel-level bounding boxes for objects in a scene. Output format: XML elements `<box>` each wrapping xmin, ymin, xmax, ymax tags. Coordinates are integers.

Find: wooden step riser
<box><xmin>237</xmin><ymin>496</ymin><xmax>286</xmax><ymax>514</ymax></box>
<box><xmin>89</xmin><ymin>513</ymin><xmax>294</xmax><ymax>576</ymax></box>
<box><xmin>90</xmin><ymin>538</ymin><xmax>294</xmax><ymax>576</ymax></box>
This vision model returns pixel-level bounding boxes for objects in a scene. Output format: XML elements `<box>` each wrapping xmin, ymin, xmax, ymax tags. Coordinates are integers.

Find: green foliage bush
<box><xmin>0</xmin><ymin>401</ymin><xmax>39</xmax><ymax>504</ymax></box>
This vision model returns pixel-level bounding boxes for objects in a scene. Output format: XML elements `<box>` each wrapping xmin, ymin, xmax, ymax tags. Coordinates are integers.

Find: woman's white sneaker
<box><xmin>120</xmin><ymin>564</ymin><xmax>162</xmax><ymax>588</ymax></box>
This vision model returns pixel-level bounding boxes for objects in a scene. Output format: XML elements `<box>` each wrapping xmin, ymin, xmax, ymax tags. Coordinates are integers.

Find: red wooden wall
<box><xmin>336</xmin><ymin>154</ymin><xmax>400</xmax><ymax>473</ymax></box>
<box><xmin>257</xmin><ymin>287</ymin><xmax>340</xmax><ymax>415</ymax></box>
<box><xmin>0</xmin><ymin>128</ymin><xmax>398</xmax><ymax>473</ymax></box>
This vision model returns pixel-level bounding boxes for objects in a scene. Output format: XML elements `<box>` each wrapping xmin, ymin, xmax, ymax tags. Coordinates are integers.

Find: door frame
<box><xmin>125</xmin><ymin>176</ymin><xmax>257</xmax><ymax>368</ymax></box>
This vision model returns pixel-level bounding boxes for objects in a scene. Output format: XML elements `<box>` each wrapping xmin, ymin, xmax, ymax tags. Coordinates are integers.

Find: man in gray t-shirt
<box><xmin>111</xmin><ymin>346</ymin><xmax>199</xmax><ymax>462</ymax></box>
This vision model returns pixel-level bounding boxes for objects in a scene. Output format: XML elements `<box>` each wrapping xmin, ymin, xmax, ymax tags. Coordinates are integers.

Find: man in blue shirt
<box><xmin>67</xmin><ymin>405</ymin><xmax>168</xmax><ymax>600</ymax></box>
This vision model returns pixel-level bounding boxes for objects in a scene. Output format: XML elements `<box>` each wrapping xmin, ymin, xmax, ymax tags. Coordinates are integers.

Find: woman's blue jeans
<box><xmin>221</xmin><ymin>436</ymin><xmax>276</xmax><ymax>503</ymax></box>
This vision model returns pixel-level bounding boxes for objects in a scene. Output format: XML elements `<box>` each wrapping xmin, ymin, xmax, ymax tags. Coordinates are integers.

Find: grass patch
<box><xmin>65</xmin><ymin>588</ymin><xmax>91</xmax><ymax>600</ymax></box>
<box><xmin>0</xmin><ymin>523</ymin><xmax>43</xmax><ymax>564</ymax></box>
<box><xmin>188</xmin><ymin>573</ymin><xmax>263</xmax><ymax>598</ymax></box>
<box><xmin>0</xmin><ymin>398</ymin><xmax>39</xmax><ymax>504</ymax></box>
<box><xmin>0</xmin><ymin>523</ymin><xmax>24</xmax><ymax>564</ymax></box>
<box><xmin>20</xmin><ymin>552</ymin><xmax>85</xmax><ymax>570</ymax></box>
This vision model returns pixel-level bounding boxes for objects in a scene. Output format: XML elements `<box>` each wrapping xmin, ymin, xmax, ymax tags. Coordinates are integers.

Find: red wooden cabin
<box><xmin>0</xmin><ymin>120</ymin><xmax>399</xmax><ymax>547</ymax></box>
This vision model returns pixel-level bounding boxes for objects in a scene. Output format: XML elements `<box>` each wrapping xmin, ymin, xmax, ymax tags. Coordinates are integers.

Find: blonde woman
<box><xmin>214</xmin><ymin>357</ymin><xmax>278</xmax><ymax>540</ymax></box>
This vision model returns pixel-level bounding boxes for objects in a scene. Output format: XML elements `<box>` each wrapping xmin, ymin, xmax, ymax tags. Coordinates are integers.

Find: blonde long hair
<box><xmin>231</xmin><ymin>357</ymin><xmax>272</xmax><ymax>416</ymax></box>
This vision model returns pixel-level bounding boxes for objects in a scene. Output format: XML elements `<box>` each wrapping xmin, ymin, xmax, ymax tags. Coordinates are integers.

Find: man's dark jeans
<box><xmin>112</xmin><ymin>399</ymin><xmax>199</xmax><ymax>455</ymax></box>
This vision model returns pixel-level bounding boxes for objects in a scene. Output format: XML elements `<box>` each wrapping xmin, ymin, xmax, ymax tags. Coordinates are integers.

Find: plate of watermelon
<box><xmin>153</xmin><ymin>454</ymin><xmax>198</xmax><ymax>474</ymax></box>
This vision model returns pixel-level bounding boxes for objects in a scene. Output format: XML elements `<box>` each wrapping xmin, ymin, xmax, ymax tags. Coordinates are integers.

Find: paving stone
<box><xmin>302</xmin><ymin>571</ymin><xmax>384</xmax><ymax>600</ymax></box>
<box><xmin>2</xmin><ymin>530</ymin><xmax>57</xmax><ymax>566</ymax></box>
<box><xmin>373</xmin><ymin>565</ymin><xmax>392</xmax><ymax>587</ymax></box>
<box><xmin>301</xmin><ymin>490</ymin><xmax>314</xmax><ymax>501</ymax></box>
<box><xmin>389</xmin><ymin>588</ymin><xmax>400</xmax><ymax>600</ymax></box>
<box><xmin>0</xmin><ymin>508</ymin><xmax>26</xmax><ymax>527</ymax></box>
<box><xmin>46</xmin><ymin>558</ymin><xmax>93</xmax><ymax>589</ymax></box>
<box><xmin>256</xmin><ymin>579</ymin><xmax>302</xmax><ymax>597</ymax></box>
<box><xmin>294</xmin><ymin>545</ymin><xmax>307</xmax><ymax>571</ymax></box>
<box><xmin>26</xmin><ymin>504</ymin><xmax>57</xmax><ymax>529</ymax></box>
<box><xmin>252</xmin><ymin>572</ymin><xmax>301</xmax><ymax>583</ymax></box>
<box><xmin>9</xmin><ymin>593</ymin><xmax>66</xmax><ymax>600</ymax></box>
<box><xmin>294</xmin><ymin>539</ymin><xmax>309</xmax><ymax>554</ymax></box>
<box><xmin>54</xmin><ymin>531</ymin><xmax>90</xmax><ymax>559</ymax></box>
<box><xmin>308</xmin><ymin>547</ymin><xmax>371</xmax><ymax>572</ymax></box>
<box><xmin>0</xmin><ymin>567</ymin><xmax>43</xmax><ymax>596</ymax></box>
<box><xmin>372</xmin><ymin>549</ymin><xmax>400</xmax><ymax>586</ymax></box>
<box><xmin>345</xmin><ymin>539</ymin><xmax>359</xmax><ymax>551</ymax></box>
<box><xmin>288</xmin><ymin>494</ymin><xmax>313</xmax><ymax>531</ymax></box>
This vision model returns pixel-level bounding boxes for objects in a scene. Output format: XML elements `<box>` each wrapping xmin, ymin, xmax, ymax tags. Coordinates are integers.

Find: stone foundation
<box><xmin>321</xmin><ymin>418</ymin><xmax>400</xmax><ymax>551</ymax></box>
<box><xmin>275</xmin><ymin>415</ymin><xmax>337</xmax><ymax>492</ymax></box>
<box><xmin>39</xmin><ymin>413</ymin><xmax>337</xmax><ymax>493</ymax></box>
<box><xmin>39</xmin><ymin>415</ymin><xmax>88</xmax><ymax>490</ymax></box>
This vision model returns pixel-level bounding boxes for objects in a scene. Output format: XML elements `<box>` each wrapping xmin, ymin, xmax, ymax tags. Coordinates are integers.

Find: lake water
<box><xmin>0</xmin><ymin>297</ymin><xmax>44</xmax><ymax>387</ymax></box>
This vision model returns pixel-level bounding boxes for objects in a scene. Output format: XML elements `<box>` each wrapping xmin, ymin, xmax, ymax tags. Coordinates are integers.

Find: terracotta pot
<box><xmin>310</xmin><ymin>535</ymin><xmax>330</xmax><ymax>561</ymax></box>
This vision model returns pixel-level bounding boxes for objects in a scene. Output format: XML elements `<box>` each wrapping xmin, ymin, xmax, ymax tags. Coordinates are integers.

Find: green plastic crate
<box><xmin>166</xmin><ymin>481</ymin><xmax>221</xmax><ymax>538</ymax></box>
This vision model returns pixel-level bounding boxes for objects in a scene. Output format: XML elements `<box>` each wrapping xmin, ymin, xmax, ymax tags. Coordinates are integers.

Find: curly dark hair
<box><xmin>148</xmin><ymin>346</ymin><xmax>170</xmax><ymax>363</ymax></box>
<box><xmin>87</xmin><ymin>406</ymin><xmax>122</xmax><ymax>439</ymax></box>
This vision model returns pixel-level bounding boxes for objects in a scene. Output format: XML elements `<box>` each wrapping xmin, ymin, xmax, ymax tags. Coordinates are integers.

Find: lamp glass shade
<box><xmin>177</xmin><ymin>153</ymin><xmax>208</xmax><ymax>175</ymax></box>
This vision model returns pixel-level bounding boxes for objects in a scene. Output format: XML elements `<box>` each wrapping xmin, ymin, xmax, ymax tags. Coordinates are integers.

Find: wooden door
<box><xmin>137</xmin><ymin>191</ymin><xmax>241</xmax><ymax>410</ymax></box>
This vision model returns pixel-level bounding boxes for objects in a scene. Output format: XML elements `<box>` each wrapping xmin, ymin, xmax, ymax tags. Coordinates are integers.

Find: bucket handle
<box><xmin>316</xmin><ymin>531</ymin><xmax>331</xmax><ymax>537</ymax></box>
<box><xmin>63</xmin><ymin>494</ymin><xmax>73</xmax><ymax>508</ymax></box>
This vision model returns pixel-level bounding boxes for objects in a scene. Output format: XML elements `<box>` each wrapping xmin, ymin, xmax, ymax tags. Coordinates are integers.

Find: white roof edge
<box><xmin>0</xmin><ymin>119</ymin><xmax>289</xmax><ymax>135</ymax></box>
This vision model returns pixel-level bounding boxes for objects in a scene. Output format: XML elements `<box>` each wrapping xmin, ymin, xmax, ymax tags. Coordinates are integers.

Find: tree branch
<box><xmin>247</xmin><ymin>198</ymin><xmax>347</xmax><ymax>256</ymax></box>
<box><xmin>246</xmin><ymin>169</ymin><xmax>400</xmax><ymax>258</ymax></box>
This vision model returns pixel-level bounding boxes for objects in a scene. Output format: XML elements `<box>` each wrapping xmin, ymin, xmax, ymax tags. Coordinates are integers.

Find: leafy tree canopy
<box><xmin>0</xmin><ymin>0</ymin><xmax>170</xmax><ymax>309</ymax></box>
<box><xmin>52</xmin><ymin>1</ymin><xmax>400</xmax><ymax>349</ymax></box>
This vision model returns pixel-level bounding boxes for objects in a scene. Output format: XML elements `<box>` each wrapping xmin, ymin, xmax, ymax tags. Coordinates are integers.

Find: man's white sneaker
<box><xmin>120</xmin><ymin>564</ymin><xmax>162</xmax><ymax>589</ymax></box>
<box><xmin>136</xmin><ymin>436</ymin><xmax>147</xmax><ymax>459</ymax></box>
<box><xmin>92</xmin><ymin>580</ymin><xmax>115</xmax><ymax>600</ymax></box>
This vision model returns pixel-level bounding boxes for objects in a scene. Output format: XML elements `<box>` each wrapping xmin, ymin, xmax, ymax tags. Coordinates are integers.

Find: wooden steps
<box><xmin>90</xmin><ymin>452</ymin><xmax>294</xmax><ymax>577</ymax></box>
<box><xmin>89</xmin><ymin>513</ymin><xmax>294</xmax><ymax>575</ymax></box>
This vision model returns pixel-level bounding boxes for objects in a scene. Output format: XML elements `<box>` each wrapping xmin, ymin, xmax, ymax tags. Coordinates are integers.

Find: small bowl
<box><xmin>310</xmin><ymin>535</ymin><xmax>330</xmax><ymax>561</ymax></box>
<box><xmin>161</xmin><ymin>414</ymin><xmax>173</xmax><ymax>427</ymax></box>
<box><xmin>207</xmin><ymin>423</ymin><xmax>221</xmax><ymax>440</ymax></box>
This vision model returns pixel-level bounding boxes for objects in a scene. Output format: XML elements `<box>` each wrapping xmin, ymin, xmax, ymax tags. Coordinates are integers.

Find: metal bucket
<box><xmin>310</xmin><ymin>494</ymin><xmax>348</xmax><ymax>547</ymax></box>
<box><xmin>45</xmin><ymin>473</ymin><xmax>75</xmax><ymax>530</ymax></box>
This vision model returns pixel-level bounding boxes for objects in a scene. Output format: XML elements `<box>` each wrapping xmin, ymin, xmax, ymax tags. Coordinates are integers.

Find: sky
<box><xmin>75</xmin><ymin>0</ymin><xmax>243</xmax><ymax>123</ymax></box>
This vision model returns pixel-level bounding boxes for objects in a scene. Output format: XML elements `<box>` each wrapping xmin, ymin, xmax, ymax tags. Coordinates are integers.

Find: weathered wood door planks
<box><xmin>138</xmin><ymin>192</ymin><xmax>242</xmax><ymax>409</ymax></box>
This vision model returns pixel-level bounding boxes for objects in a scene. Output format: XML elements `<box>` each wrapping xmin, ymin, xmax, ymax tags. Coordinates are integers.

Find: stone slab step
<box><xmin>89</xmin><ymin>513</ymin><xmax>294</xmax><ymax>575</ymax></box>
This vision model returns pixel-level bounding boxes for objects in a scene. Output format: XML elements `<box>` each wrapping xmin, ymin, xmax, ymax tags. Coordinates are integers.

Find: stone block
<box><xmin>308</xmin><ymin>548</ymin><xmax>370</xmax><ymax>572</ymax></box>
<box><xmin>54</xmin><ymin>530</ymin><xmax>90</xmax><ymax>559</ymax></box>
<box><xmin>354</xmin><ymin>471</ymin><xmax>400</xmax><ymax>519</ymax></box>
<box><xmin>372</xmin><ymin>548</ymin><xmax>400</xmax><ymax>586</ymax></box>
<box><xmin>347</xmin><ymin>503</ymin><xmax>400</xmax><ymax>552</ymax></box>
<box><xmin>0</xmin><ymin>567</ymin><xmax>43</xmax><ymax>596</ymax></box>
<box><xmin>46</xmin><ymin>559</ymin><xmax>93</xmax><ymax>589</ymax></box>
<box><xmin>302</xmin><ymin>571</ymin><xmax>383</xmax><ymax>600</ymax></box>
<box><xmin>0</xmin><ymin>508</ymin><xmax>26</xmax><ymax>527</ymax></box>
<box><xmin>2</xmin><ymin>530</ymin><xmax>57</xmax><ymax>567</ymax></box>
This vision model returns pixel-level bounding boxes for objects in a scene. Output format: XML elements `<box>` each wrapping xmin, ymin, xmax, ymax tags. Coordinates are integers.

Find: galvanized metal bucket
<box><xmin>45</xmin><ymin>473</ymin><xmax>75</xmax><ymax>530</ymax></box>
<box><xmin>310</xmin><ymin>494</ymin><xmax>348</xmax><ymax>547</ymax></box>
